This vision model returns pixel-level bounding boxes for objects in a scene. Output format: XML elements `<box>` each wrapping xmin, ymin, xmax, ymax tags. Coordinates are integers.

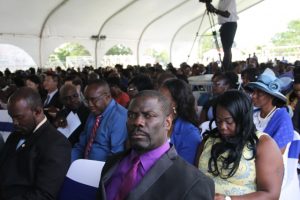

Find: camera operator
<box><xmin>203</xmin><ymin>0</ymin><xmax>239</xmax><ymax>72</ymax></box>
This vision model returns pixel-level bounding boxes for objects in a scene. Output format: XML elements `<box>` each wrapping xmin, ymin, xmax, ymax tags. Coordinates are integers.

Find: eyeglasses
<box><xmin>86</xmin><ymin>94</ymin><xmax>107</xmax><ymax>104</ymax></box>
<box><xmin>127</xmin><ymin>87</ymin><xmax>137</xmax><ymax>92</ymax></box>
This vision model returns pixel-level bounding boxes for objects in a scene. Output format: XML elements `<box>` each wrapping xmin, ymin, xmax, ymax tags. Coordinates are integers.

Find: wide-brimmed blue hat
<box><xmin>246</xmin><ymin>68</ymin><xmax>292</xmax><ymax>102</ymax></box>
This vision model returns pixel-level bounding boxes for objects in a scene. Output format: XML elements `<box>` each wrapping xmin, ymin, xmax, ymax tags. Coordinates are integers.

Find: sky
<box><xmin>235</xmin><ymin>0</ymin><xmax>300</xmax><ymax>51</ymax></box>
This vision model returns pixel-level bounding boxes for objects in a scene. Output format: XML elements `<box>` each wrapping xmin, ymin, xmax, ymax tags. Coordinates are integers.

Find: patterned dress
<box><xmin>198</xmin><ymin>132</ymin><xmax>264</xmax><ymax>195</ymax></box>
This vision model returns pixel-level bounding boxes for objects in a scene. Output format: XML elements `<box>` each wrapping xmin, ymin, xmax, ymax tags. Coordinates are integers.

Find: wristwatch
<box><xmin>225</xmin><ymin>195</ymin><xmax>232</xmax><ymax>200</ymax></box>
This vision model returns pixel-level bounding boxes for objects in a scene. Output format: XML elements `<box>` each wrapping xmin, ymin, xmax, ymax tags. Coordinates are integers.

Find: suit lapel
<box><xmin>15</xmin><ymin>121</ymin><xmax>51</xmax><ymax>155</ymax></box>
<box><xmin>0</xmin><ymin>121</ymin><xmax>51</xmax><ymax>169</ymax></box>
<box><xmin>48</xmin><ymin>91</ymin><xmax>58</xmax><ymax>106</ymax></box>
<box><xmin>101</xmin><ymin>151</ymin><xmax>130</xmax><ymax>185</ymax></box>
<box><xmin>102</xmin><ymin>162</ymin><xmax>120</xmax><ymax>185</ymax></box>
<box><xmin>21</xmin><ymin>121</ymin><xmax>49</xmax><ymax>149</ymax></box>
<box><xmin>127</xmin><ymin>146</ymin><xmax>178</xmax><ymax>200</ymax></box>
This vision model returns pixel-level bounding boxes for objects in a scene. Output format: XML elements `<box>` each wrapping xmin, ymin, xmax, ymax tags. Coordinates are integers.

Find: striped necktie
<box><xmin>84</xmin><ymin>115</ymin><xmax>102</xmax><ymax>159</ymax></box>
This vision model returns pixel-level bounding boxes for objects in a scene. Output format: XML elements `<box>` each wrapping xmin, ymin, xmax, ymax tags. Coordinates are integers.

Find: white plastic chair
<box><xmin>58</xmin><ymin>159</ymin><xmax>105</xmax><ymax>200</ymax></box>
<box><xmin>280</xmin><ymin>131</ymin><xmax>300</xmax><ymax>200</ymax></box>
<box><xmin>199</xmin><ymin>120</ymin><xmax>216</xmax><ymax>136</ymax></box>
<box><xmin>0</xmin><ymin>109</ymin><xmax>13</xmax><ymax>142</ymax></box>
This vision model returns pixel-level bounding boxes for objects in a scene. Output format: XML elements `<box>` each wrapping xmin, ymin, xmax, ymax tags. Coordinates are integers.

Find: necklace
<box><xmin>255</xmin><ymin>106</ymin><xmax>277</xmax><ymax>129</ymax></box>
<box><xmin>260</xmin><ymin>106</ymin><xmax>277</xmax><ymax>119</ymax></box>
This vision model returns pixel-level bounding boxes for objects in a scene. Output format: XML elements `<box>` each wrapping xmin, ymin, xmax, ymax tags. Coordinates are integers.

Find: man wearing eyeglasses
<box><xmin>53</xmin><ymin>84</ymin><xmax>90</xmax><ymax>146</ymax></box>
<box><xmin>71</xmin><ymin>80</ymin><xmax>128</xmax><ymax>162</ymax></box>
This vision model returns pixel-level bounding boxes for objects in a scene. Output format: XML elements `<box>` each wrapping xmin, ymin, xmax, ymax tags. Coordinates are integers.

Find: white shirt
<box><xmin>16</xmin><ymin>116</ymin><xmax>47</xmax><ymax>149</ymax></box>
<box><xmin>217</xmin><ymin>0</ymin><xmax>239</xmax><ymax>24</ymax></box>
<box><xmin>33</xmin><ymin>116</ymin><xmax>47</xmax><ymax>133</ymax></box>
<box><xmin>253</xmin><ymin>108</ymin><xmax>278</xmax><ymax>131</ymax></box>
<box><xmin>45</xmin><ymin>89</ymin><xmax>58</xmax><ymax>106</ymax></box>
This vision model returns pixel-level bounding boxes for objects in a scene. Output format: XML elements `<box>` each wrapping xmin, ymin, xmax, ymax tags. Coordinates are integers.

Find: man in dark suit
<box><xmin>54</xmin><ymin>83</ymin><xmax>90</xmax><ymax>146</ymax></box>
<box><xmin>0</xmin><ymin>87</ymin><xmax>71</xmax><ymax>200</ymax></box>
<box><xmin>98</xmin><ymin>90</ymin><xmax>214</xmax><ymax>200</ymax></box>
<box><xmin>43</xmin><ymin>72</ymin><xmax>63</xmax><ymax>123</ymax></box>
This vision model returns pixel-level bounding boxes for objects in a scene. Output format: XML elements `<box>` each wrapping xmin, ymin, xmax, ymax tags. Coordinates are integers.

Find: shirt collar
<box><xmin>100</xmin><ymin>99</ymin><xmax>114</xmax><ymax>117</ymax></box>
<box><xmin>33</xmin><ymin>116</ymin><xmax>47</xmax><ymax>133</ymax></box>
<box><xmin>131</xmin><ymin>141</ymin><xmax>170</xmax><ymax>172</ymax></box>
<box><xmin>47</xmin><ymin>89</ymin><xmax>58</xmax><ymax>100</ymax></box>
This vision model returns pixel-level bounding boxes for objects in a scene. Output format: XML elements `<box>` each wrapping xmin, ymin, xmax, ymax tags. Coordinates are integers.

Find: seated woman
<box><xmin>199</xmin><ymin>71</ymin><xmax>239</xmax><ymax>124</ymax></box>
<box><xmin>197</xmin><ymin>90</ymin><xmax>283</xmax><ymax>199</ymax></box>
<box><xmin>159</xmin><ymin>79</ymin><xmax>201</xmax><ymax>165</ymax></box>
<box><xmin>127</xmin><ymin>74</ymin><xmax>153</xmax><ymax>100</ymax></box>
<box><xmin>246</xmin><ymin>68</ymin><xmax>294</xmax><ymax>154</ymax></box>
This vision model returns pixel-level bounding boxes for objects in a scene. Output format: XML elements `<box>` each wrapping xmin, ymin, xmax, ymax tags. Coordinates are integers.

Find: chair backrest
<box><xmin>280</xmin><ymin>131</ymin><xmax>300</xmax><ymax>200</ymax></box>
<box><xmin>0</xmin><ymin>109</ymin><xmax>13</xmax><ymax>142</ymax></box>
<box><xmin>199</xmin><ymin>120</ymin><xmax>216</xmax><ymax>136</ymax></box>
<box><xmin>58</xmin><ymin>159</ymin><xmax>105</xmax><ymax>200</ymax></box>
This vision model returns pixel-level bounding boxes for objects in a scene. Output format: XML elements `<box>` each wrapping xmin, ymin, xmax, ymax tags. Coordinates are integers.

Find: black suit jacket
<box><xmin>44</xmin><ymin>91</ymin><xmax>62</xmax><ymax>110</ymax></box>
<box><xmin>44</xmin><ymin>91</ymin><xmax>63</xmax><ymax>123</ymax></box>
<box><xmin>56</xmin><ymin>103</ymin><xmax>90</xmax><ymax>146</ymax></box>
<box><xmin>0</xmin><ymin>120</ymin><xmax>71</xmax><ymax>200</ymax></box>
<box><xmin>98</xmin><ymin>146</ymin><xmax>214</xmax><ymax>200</ymax></box>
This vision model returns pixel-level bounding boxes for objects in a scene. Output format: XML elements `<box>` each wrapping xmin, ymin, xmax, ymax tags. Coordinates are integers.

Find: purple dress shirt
<box><xmin>105</xmin><ymin>141</ymin><xmax>170</xmax><ymax>200</ymax></box>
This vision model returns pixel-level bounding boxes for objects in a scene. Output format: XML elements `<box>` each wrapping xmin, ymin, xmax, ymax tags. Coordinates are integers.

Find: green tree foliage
<box><xmin>106</xmin><ymin>44</ymin><xmax>133</xmax><ymax>55</ymax></box>
<box><xmin>198</xmin><ymin>28</ymin><xmax>222</xmax><ymax>58</ymax></box>
<box><xmin>198</xmin><ymin>31</ymin><xmax>216</xmax><ymax>57</ymax></box>
<box><xmin>48</xmin><ymin>43</ymin><xmax>90</xmax><ymax>66</ymax></box>
<box><xmin>272</xmin><ymin>20</ymin><xmax>300</xmax><ymax>46</ymax></box>
<box><xmin>145</xmin><ymin>48</ymin><xmax>169</xmax><ymax>65</ymax></box>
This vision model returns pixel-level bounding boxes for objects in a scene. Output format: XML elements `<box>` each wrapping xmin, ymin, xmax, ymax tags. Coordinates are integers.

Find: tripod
<box><xmin>187</xmin><ymin>7</ymin><xmax>222</xmax><ymax>65</ymax></box>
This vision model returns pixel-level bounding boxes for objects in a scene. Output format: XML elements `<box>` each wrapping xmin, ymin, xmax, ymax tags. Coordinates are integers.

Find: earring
<box><xmin>172</xmin><ymin>106</ymin><xmax>177</xmax><ymax>115</ymax></box>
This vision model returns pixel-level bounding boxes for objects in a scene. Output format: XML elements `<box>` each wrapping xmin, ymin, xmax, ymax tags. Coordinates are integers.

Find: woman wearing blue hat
<box><xmin>246</xmin><ymin>68</ymin><xmax>300</xmax><ymax>200</ymax></box>
<box><xmin>246</xmin><ymin>68</ymin><xmax>294</xmax><ymax>154</ymax></box>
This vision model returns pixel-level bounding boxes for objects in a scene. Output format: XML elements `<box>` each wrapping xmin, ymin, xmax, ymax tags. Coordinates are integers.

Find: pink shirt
<box><xmin>105</xmin><ymin>142</ymin><xmax>170</xmax><ymax>200</ymax></box>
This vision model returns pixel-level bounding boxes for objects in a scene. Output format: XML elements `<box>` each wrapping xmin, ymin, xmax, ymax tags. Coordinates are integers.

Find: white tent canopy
<box><xmin>0</xmin><ymin>0</ymin><xmax>264</xmax><ymax>68</ymax></box>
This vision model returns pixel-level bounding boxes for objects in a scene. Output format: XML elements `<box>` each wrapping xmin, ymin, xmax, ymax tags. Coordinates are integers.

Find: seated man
<box><xmin>98</xmin><ymin>90</ymin><xmax>214</xmax><ymax>200</ymax></box>
<box><xmin>43</xmin><ymin>72</ymin><xmax>63</xmax><ymax>123</ymax></box>
<box><xmin>0</xmin><ymin>87</ymin><xmax>71</xmax><ymax>199</ymax></box>
<box><xmin>106</xmin><ymin>76</ymin><xmax>130</xmax><ymax>108</ymax></box>
<box><xmin>72</xmin><ymin>80</ymin><xmax>128</xmax><ymax>162</ymax></box>
<box><xmin>54</xmin><ymin>84</ymin><xmax>90</xmax><ymax>146</ymax></box>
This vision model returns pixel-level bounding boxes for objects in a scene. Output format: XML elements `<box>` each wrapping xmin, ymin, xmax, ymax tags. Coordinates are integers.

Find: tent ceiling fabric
<box><xmin>0</xmin><ymin>0</ymin><xmax>264</xmax><ymax>68</ymax></box>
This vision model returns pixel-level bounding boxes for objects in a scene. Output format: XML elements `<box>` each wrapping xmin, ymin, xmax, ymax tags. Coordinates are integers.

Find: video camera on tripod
<box><xmin>197</xmin><ymin>0</ymin><xmax>222</xmax><ymax>63</ymax></box>
<box><xmin>186</xmin><ymin>0</ymin><xmax>222</xmax><ymax>64</ymax></box>
<box><xmin>199</xmin><ymin>0</ymin><xmax>212</xmax><ymax>4</ymax></box>
<box><xmin>199</xmin><ymin>0</ymin><xmax>216</xmax><ymax>14</ymax></box>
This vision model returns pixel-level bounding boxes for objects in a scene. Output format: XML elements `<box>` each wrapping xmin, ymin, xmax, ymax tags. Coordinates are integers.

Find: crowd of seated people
<box><xmin>0</xmin><ymin>57</ymin><xmax>299</xmax><ymax>199</ymax></box>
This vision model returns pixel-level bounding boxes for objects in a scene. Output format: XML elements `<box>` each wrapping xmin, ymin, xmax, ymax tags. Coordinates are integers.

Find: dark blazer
<box><xmin>44</xmin><ymin>91</ymin><xmax>63</xmax><ymax>123</ymax></box>
<box><xmin>0</xmin><ymin>120</ymin><xmax>71</xmax><ymax>200</ymax></box>
<box><xmin>44</xmin><ymin>91</ymin><xmax>63</xmax><ymax>110</ymax></box>
<box><xmin>0</xmin><ymin>134</ymin><xmax>4</xmax><ymax>154</ymax></box>
<box><xmin>56</xmin><ymin>103</ymin><xmax>90</xmax><ymax>146</ymax></box>
<box><xmin>98</xmin><ymin>146</ymin><xmax>214</xmax><ymax>200</ymax></box>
